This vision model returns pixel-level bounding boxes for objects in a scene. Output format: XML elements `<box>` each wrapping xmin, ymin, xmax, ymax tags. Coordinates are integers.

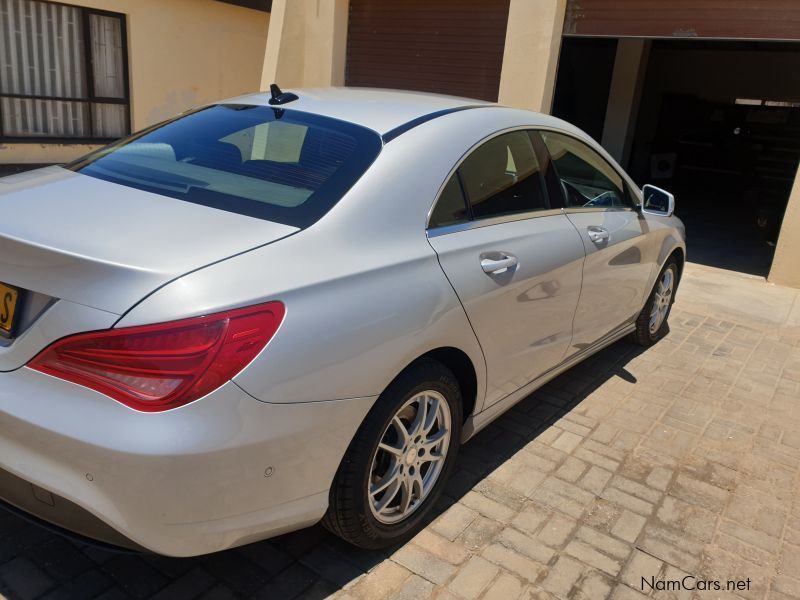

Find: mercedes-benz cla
<box><xmin>0</xmin><ymin>87</ymin><xmax>685</xmax><ymax>555</ymax></box>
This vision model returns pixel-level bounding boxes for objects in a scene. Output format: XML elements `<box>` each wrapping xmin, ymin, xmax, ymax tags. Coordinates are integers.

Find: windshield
<box><xmin>68</xmin><ymin>105</ymin><xmax>382</xmax><ymax>228</ymax></box>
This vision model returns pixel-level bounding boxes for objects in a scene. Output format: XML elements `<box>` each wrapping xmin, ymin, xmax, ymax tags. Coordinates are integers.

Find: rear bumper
<box><xmin>1</xmin><ymin>468</ymin><xmax>143</xmax><ymax>551</ymax></box>
<box><xmin>0</xmin><ymin>367</ymin><xmax>375</xmax><ymax>556</ymax></box>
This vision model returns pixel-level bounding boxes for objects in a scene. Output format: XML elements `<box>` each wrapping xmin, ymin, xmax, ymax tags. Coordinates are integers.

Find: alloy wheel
<box><xmin>368</xmin><ymin>391</ymin><xmax>452</xmax><ymax>524</ymax></box>
<box><xmin>649</xmin><ymin>266</ymin><xmax>675</xmax><ymax>334</ymax></box>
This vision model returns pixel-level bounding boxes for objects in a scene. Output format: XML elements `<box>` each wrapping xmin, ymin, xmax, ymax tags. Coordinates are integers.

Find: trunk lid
<box><xmin>0</xmin><ymin>166</ymin><xmax>298</xmax><ymax>316</ymax></box>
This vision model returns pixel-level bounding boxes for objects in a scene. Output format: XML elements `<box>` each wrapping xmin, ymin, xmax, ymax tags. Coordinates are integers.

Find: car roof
<box><xmin>221</xmin><ymin>87</ymin><xmax>498</xmax><ymax>136</ymax></box>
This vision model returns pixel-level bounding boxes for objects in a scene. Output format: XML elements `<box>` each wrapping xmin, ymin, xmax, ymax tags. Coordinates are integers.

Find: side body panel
<box><xmin>119</xmin><ymin>234</ymin><xmax>487</xmax><ymax>407</ymax></box>
<box><xmin>428</xmin><ymin>215</ymin><xmax>585</xmax><ymax>407</ymax></box>
<box><xmin>565</xmin><ymin>209</ymin><xmax>653</xmax><ymax>351</ymax></box>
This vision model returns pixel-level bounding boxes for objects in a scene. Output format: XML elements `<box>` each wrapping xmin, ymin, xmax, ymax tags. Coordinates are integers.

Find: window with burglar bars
<box><xmin>0</xmin><ymin>0</ymin><xmax>130</xmax><ymax>141</ymax></box>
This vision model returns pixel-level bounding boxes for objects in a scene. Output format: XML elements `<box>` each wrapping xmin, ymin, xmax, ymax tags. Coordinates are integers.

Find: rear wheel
<box><xmin>323</xmin><ymin>359</ymin><xmax>462</xmax><ymax>549</ymax></box>
<box><xmin>631</xmin><ymin>258</ymin><xmax>679</xmax><ymax>346</ymax></box>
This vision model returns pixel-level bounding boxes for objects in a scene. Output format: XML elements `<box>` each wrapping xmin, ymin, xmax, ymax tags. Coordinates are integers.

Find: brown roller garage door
<box><xmin>564</xmin><ymin>0</ymin><xmax>800</xmax><ymax>40</ymax></box>
<box><xmin>346</xmin><ymin>0</ymin><xmax>510</xmax><ymax>102</ymax></box>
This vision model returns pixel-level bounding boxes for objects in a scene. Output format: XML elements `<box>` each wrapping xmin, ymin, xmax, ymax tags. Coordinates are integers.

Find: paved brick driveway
<box><xmin>2</xmin><ymin>263</ymin><xmax>800</xmax><ymax>600</ymax></box>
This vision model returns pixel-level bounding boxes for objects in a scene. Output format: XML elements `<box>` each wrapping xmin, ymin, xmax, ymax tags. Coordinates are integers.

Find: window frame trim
<box><xmin>427</xmin><ymin>207</ymin><xmax>565</xmax><ymax>238</ymax></box>
<box><xmin>425</xmin><ymin>126</ymin><xmax>556</xmax><ymax>235</ymax></box>
<box><xmin>0</xmin><ymin>0</ymin><xmax>131</xmax><ymax>144</ymax></box>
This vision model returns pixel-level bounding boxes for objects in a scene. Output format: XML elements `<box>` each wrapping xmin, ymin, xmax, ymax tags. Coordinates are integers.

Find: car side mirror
<box><xmin>641</xmin><ymin>184</ymin><xmax>675</xmax><ymax>217</ymax></box>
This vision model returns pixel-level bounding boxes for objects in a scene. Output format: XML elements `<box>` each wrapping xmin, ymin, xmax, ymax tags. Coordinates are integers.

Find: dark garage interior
<box><xmin>553</xmin><ymin>38</ymin><xmax>800</xmax><ymax>277</ymax></box>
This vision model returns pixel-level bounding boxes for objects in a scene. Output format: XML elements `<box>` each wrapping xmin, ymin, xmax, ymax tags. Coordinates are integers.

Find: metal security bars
<box><xmin>0</xmin><ymin>0</ymin><xmax>130</xmax><ymax>142</ymax></box>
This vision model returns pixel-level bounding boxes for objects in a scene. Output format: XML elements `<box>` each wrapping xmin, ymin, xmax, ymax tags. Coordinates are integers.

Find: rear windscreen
<box><xmin>68</xmin><ymin>105</ymin><xmax>382</xmax><ymax>228</ymax></box>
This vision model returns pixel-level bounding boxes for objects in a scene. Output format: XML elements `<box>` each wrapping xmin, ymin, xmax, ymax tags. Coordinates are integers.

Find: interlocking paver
<box><xmin>555</xmin><ymin>456</ymin><xmax>588</xmax><ymax>482</ymax></box>
<box><xmin>456</xmin><ymin>515</ymin><xmax>504</xmax><ymax>552</ymax></box>
<box><xmin>564</xmin><ymin>540</ymin><xmax>624</xmax><ymax>576</ymax></box>
<box><xmin>344</xmin><ymin>561</ymin><xmax>410</xmax><ymax>600</ymax></box>
<box><xmin>622</xmin><ymin>549</ymin><xmax>663</xmax><ymax>590</ymax></box>
<box><xmin>574</xmin><ymin>526</ymin><xmax>631</xmax><ymax>561</ymax></box>
<box><xmin>510</xmin><ymin>504</ymin><xmax>550</xmax><ymax>536</ymax></box>
<box><xmin>669</xmin><ymin>474</ymin><xmax>730</xmax><ymax>513</ymax></box>
<box><xmin>0</xmin><ymin>558</ymin><xmax>54</xmax><ymax>599</ymax></box>
<box><xmin>496</xmin><ymin>528</ymin><xmax>555</xmax><ymax>564</ymax></box>
<box><xmin>431</xmin><ymin>503</ymin><xmax>479</xmax><ymax>542</ymax></box>
<box><xmin>611</xmin><ymin>584</ymin><xmax>649</xmax><ymax>600</ymax></box>
<box><xmin>611</xmin><ymin>510</ymin><xmax>647</xmax><ymax>544</ymax></box>
<box><xmin>460</xmin><ymin>491</ymin><xmax>516</xmax><ymax>524</ymax></box>
<box><xmin>578</xmin><ymin>465</ymin><xmax>614</xmax><ymax>495</ymax></box>
<box><xmin>391</xmin><ymin>544</ymin><xmax>455</xmax><ymax>586</ymax></box>
<box><xmin>409</xmin><ymin>530</ymin><xmax>469</xmax><ymax>567</ymax></box>
<box><xmin>386</xmin><ymin>574</ymin><xmax>434</xmax><ymax>600</ymax></box>
<box><xmin>540</xmin><ymin>554</ymin><xmax>584</xmax><ymax>597</ymax></box>
<box><xmin>601</xmin><ymin>487</ymin><xmax>655</xmax><ymax>517</ymax></box>
<box><xmin>446</xmin><ymin>556</ymin><xmax>498</xmax><ymax>599</ymax></box>
<box><xmin>575</xmin><ymin>569</ymin><xmax>613</xmax><ymax>600</ymax></box>
<box><xmin>536</xmin><ymin>514</ymin><xmax>578</xmax><ymax>549</ymax></box>
<box><xmin>3</xmin><ymin>263</ymin><xmax>800</xmax><ymax>599</ymax></box>
<box><xmin>482</xmin><ymin>572</ymin><xmax>524</xmax><ymax>600</ymax></box>
<box><xmin>481</xmin><ymin>543</ymin><xmax>545</xmax><ymax>584</ymax></box>
<box><xmin>638</xmin><ymin>525</ymin><xmax>704</xmax><ymax>573</ymax></box>
<box><xmin>659</xmin><ymin>496</ymin><xmax>717</xmax><ymax>544</ymax></box>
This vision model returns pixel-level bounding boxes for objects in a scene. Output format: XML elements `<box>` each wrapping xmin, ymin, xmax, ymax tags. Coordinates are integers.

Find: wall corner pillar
<box><xmin>498</xmin><ymin>0</ymin><xmax>567</xmax><ymax>112</ymax></box>
<box><xmin>260</xmin><ymin>0</ymin><xmax>349</xmax><ymax>90</ymax></box>
<box><xmin>769</xmin><ymin>162</ymin><xmax>800</xmax><ymax>288</ymax></box>
<box><xmin>601</xmin><ymin>38</ymin><xmax>650</xmax><ymax>165</ymax></box>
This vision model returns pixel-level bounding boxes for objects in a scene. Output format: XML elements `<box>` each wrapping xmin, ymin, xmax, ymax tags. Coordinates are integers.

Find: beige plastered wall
<box><xmin>260</xmin><ymin>0</ymin><xmax>348</xmax><ymax>90</ymax></box>
<box><xmin>770</xmin><ymin>163</ymin><xmax>800</xmax><ymax>287</ymax></box>
<box><xmin>1</xmin><ymin>0</ymin><xmax>269</xmax><ymax>165</ymax></box>
<box><xmin>498</xmin><ymin>0</ymin><xmax>567</xmax><ymax>113</ymax></box>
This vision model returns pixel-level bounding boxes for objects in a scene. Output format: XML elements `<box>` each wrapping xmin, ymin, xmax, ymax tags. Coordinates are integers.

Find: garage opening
<box><xmin>553</xmin><ymin>38</ymin><xmax>800</xmax><ymax>277</ymax></box>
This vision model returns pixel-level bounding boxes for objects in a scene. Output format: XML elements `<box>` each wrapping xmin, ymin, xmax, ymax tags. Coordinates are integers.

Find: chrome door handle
<box><xmin>587</xmin><ymin>226</ymin><xmax>609</xmax><ymax>244</ymax></box>
<box><xmin>480</xmin><ymin>254</ymin><xmax>518</xmax><ymax>274</ymax></box>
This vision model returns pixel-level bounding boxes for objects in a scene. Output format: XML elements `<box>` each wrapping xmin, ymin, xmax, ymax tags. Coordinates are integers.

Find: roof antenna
<box><xmin>269</xmin><ymin>83</ymin><xmax>298</xmax><ymax>106</ymax></box>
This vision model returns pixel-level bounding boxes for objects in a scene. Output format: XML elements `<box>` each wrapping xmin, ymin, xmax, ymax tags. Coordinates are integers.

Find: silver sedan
<box><xmin>0</xmin><ymin>87</ymin><xmax>685</xmax><ymax>555</ymax></box>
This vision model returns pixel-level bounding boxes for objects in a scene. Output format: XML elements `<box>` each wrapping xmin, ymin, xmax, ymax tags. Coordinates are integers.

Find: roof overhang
<box><xmin>215</xmin><ymin>0</ymin><xmax>271</xmax><ymax>12</ymax></box>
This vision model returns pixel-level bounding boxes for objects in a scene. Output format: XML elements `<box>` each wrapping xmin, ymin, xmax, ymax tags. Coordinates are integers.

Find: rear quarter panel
<box><xmin>117</xmin><ymin>232</ymin><xmax>486</xmax><ymax>405</ymax></box>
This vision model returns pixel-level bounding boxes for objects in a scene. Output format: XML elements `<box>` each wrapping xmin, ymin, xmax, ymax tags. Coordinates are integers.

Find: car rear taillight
<box><xmin>28</xmin><ymin>302</ymin><xmax>285</xmax><ymax>412</ymax></box>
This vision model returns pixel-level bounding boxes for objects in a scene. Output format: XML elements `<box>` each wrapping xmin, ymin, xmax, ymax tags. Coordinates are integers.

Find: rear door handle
<box><xmin>480</xmin><ymin>253</ymin><xmax>518</xmax><ymax>275</ymax></box>
<box><xmin>587</xmin><ymin>226</ymin><xmax>609</xmax><ymax>244</ymax></box>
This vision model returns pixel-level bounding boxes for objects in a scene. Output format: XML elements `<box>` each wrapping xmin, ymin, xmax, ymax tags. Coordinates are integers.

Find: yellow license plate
<box><xmin>0</xmin><ymin>282</ymin><xmax>20</xmax><ymax>336</ymax></box>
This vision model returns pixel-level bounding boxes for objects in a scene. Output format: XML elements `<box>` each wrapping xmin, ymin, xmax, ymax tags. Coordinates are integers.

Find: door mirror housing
<box><xmin>641</xmin><ymin>184</ymin><xmax>675</xmax><ymax>217</ymax></box>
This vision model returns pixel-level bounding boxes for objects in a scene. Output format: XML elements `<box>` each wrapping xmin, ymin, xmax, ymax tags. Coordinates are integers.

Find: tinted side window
<box><xmin>540</xmin><ymin>131</ymin><xmax>632</xmax><ymax>209</ymax></box>
<box><xmin>430</xmin><ymin>175</ymin><xmax>469</xmax><ymax>228</ymax></box>
<box><xmin>458</xmin><ymin>131</ymin><xmax>548</xmax><ymax>220</ymax></box>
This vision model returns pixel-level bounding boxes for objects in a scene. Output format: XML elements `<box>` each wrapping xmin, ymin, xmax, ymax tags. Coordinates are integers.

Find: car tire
<box><xmin>630</xmin><ymin>257</ymin><xmax>680</xmax><ymax>347</ymax></box>
<box><xmin>322</xmin><ymin>358</ymin><xmax>463</xmax><ymax>549</ymax></box>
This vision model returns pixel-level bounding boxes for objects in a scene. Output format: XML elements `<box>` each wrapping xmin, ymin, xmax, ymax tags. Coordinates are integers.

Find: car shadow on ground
<box><xmin>0</xmin><ymin>338</ymin><xmax>649</xmax><ymax>600</ymax></box>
